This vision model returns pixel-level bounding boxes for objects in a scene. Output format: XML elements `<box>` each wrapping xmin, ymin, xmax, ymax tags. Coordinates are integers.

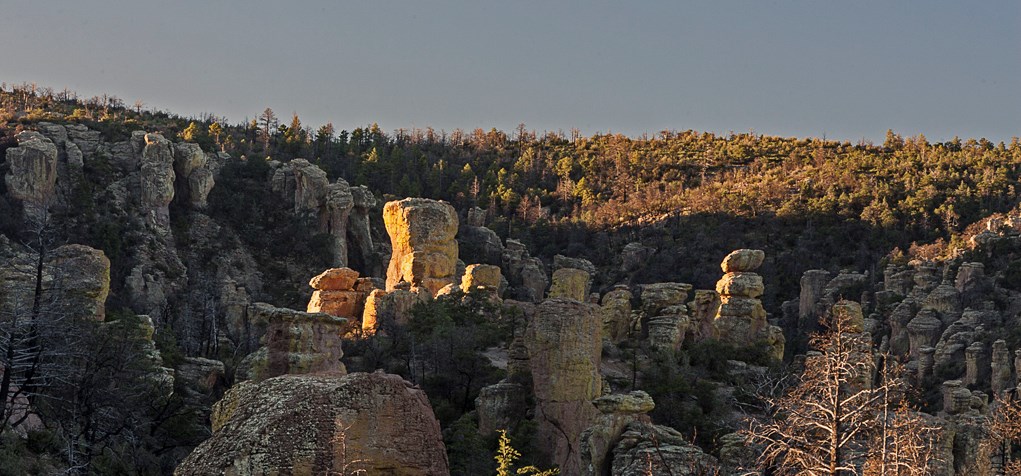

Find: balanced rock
<box><xmin>640</xmin><ymin>283</ymin><xmax>692</xmax><ymax>317</ymax></box>
<box><xmin>309</xmin><ymin>267</ymin><xmax>360</xmax><ymax>291</ymax></box>
<box><xmin>384</xmin><ymin>198</ymin><xmax>459</xmax><ymax>296</ymax></box>
<box><xmin>176</xmin><ymin>373</ymin><xmax>449</xmax><ymax>476</ymax></box>
<box><xmin>715</xmin><ymin>272</ymin><xmax>764</xmax><ymax>298</ymax></box>
<box><xmin>720</xmin><ymin>249</ymin><xmax>765</xmax><ymax>273</ymax></box>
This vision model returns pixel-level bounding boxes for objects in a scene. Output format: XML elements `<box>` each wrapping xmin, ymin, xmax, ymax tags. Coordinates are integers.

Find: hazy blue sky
<box><xmin>3</xmin><ymin>1</ymin><xmax>1018</xmax><ymax>142</ymax></box>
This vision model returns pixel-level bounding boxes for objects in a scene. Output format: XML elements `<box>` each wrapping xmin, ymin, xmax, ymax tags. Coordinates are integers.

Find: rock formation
<box><xmin>176</xmin><ymin>373</ymin><xmax>449</xmax><ymax>476</ymax></box>
<box><xmin>459</xmin><ymin>263</ymin><xmax>502</xmax><ymax>297</ymax></box>
<box><xmin>502</xmin><ymin>238</ymin><xmax>548</xmax><ymax>302</ymax></box>
<box><xmin>580</xmin><ymin>391</ymin><xmax>655</xmax><ymax>476</ymax></box>
<box><xmin>4</xmin><ymin>130</ymin><xmax>58</xmax><ymax>221</ymax></box>
<box><xmin>172</xmin><ymin>142</ymin><xmax>216</xmax><ymax>208</ymax></box>
<box><xmin>713</xmin><ymin>249</ymin><xmax>784</xmax><ymax>358</ymax></box>
<box><xmin>601</xmin><ymin>286</ymin><xmax>634</xmax><ymax>345</ymax></box>
<box><xmin>140</xmin><ymin>133</ymin><xmax>177</xmax><ymax>230</ymax></box>
<box><xmin>549</xmin><ymin>267</ymin><xmax>591</xmax><ymax>301</ymax></box>
<box><xmin>383</xmin><ymin>198</ymin><xmax>459</xmax><ymax>296</ymax></box>
<box><xmin>348</xmin><ymin>185</ymin><xmax>378</xmax><ymax>274</ymax></box>
<box><xmin>361</xmin><ymin>285</ymin><xmax>428</xmax><ymax>334</ymax></box>
<box><xmin>271</xmin><ymin>159</ymin><xmax>357</xmax><ymax>267</ymax></box>
<box><xmin>237</xmin><ymin>303</ymin><xmax>347</xmax><ymax>381</ymax></box>
<box><xmin>610</xmin><ymin>421</ymin><xmax>719</xmax><ymax>476</ymax></box>
<box><xmin>306</xmin><ymin>267</ymin><xmax>370</xmax><ymax>327</ymax></box>
<box><xmin>526</xmin><ymin>298</ymin><xmax>603</xmax><ymax>475</ymax></box>
<box><xmin>0</xmin><ymin>239</ymin><xmax>111</xmax><ymax>322</ymax></box>
<box><xmin>991</xmin><ymin>339</ymin><xmax>1011</xmax><ymax>395</ymax></box>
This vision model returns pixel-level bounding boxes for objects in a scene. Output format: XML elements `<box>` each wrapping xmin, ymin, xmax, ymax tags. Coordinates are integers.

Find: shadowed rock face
<box><xmin>383</xmin><ymin>198</ymin><xmax>459</xmax><ymax>296</ymax></box>
<box><xmin>176</xmin><ymin>373</ymin><xmax>449</xmax><ymax>476</ymax></box>
<box><xmin>4</xmin><ymin>130</ymin><xmax>58</xmax><ymax>221</ymax></box>
<box><xmin>236</xmin><ymin>303</ymin><xmax>347</xmax><ymax>381</ymax></box>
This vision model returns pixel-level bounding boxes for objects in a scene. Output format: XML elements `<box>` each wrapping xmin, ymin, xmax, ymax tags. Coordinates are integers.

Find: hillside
<box><xmin>2</xmin><ymin>83</ymin><xmax>1021</xmax><ymax>475</ymax></box>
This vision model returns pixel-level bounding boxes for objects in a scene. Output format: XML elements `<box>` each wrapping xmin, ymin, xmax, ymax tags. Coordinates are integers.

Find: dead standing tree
<box><xmin>744</xmin><ymin>301</ymin><xmax>938</xmax><ymax>476</ymax></box>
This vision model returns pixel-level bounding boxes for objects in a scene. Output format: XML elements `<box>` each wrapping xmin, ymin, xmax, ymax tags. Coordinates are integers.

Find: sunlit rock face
<box><xmin>383</xmin><ymin>198</ymin><xmax>459</xmax><ymax>296</ymax></box>
<box><xmin>526</xmin><ymin>297</ymin><xmax>602</xmax><ymax>475</ymax></box>
<box><xmin>713</xmin><ymin>249</ymin><xmax>784</xmax><ymax>359</ymax></box>
<box><xmin>236</xmin><ymin>303</ymin><xmax>347</xmax><ymax>382</ymax></box>
<box><xmin>176</xmin><ymin>373</ymin><xmax>449</xmax><ymax>476</ymax></box>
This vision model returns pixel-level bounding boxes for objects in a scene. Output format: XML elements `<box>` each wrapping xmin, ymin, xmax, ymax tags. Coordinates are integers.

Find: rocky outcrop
<box><xmin>4</xmin><ymin>130</ymin><xmax>58</xmax><ymax>221</ymax></box>
<box><xmin>601</xmin><ymin>286</ymin><xmax>634</xmax><ymax>345</ymax></box>
<box><xmin>0</xmin><ymin>240</ymin><xmax>111</xmax><ymax>322</ymax></box>
<box><xmin>475</xmin><ymin>381</ymin><xmax>529</xmax><ymax>436</ymax></box>
<box><xmin>383</xmin><ymin>198</ymin><xmax>459</xmax><ymax>296</ymax></box>
<box><xmin>271</xmin><ymin>159</ymin><xmax>357</xmax><ymax>267</ymax></box>
<box><xmin>991</xmin><ymin>339</ymin><xmax>1011</xmax><ymax>395</ymax></box>
<box><xmin>580</xmin><ymin>391</ymin><xmax>655</xmax><ymax>476</ymax></box>
<box><xmin>172</xmin><ymin>142</ymin><xmax>215</xmax><ymax>208</ymax></box>
<box><xmin>502</xmin><ymin>239</ymin><xmax>548</xmax><ymax>302</ymax></box>
<box><xmin>237</xmin><ymin>303</ymin><xmax>347</xmax><ymax>381</ymax></box>
<box><xmin>306</xmin><ymin>268</ymin><xmax>369</xmax><ymax>326</ymax></box>
<box><xmin>526</xmin><ymin>298</ymin><xmax>603</xmax><ymax>475</ymax></box>
<box><xmin>620</xmin><ymin>242</ymin><xmax>655</xmax><ymax>273</ymax></box>
<box><xmin>348</xmin><ymin>185</ymin><xmax>378</xmax><ymax>273</ymax></box>
<box><xmin>554</xmin><ymin>254</ymin><xmax>597</xmax><ymax>278</ymax></box>
<box><xmin>176</xmin><ymin>373</ymin><xmax>449</xmax><ymax>476</ymax></box>
<box><xmin>458</xmin><ymin>222</ymin><xmax>505</xmax><ymax>267</ymax></box>
<box><xmin>640</xmin><ymin>283</ymin><xmax>691</xmax><ymax>318</ymax></box>
<box><xmin>460</xmin><ymin>263</ymin><xmax>502</xmax><ymax>297</ymax></box>
<box><xmin>140</xmin><ymin>133</ymin><xmax>176</xmax><ymax>230</ymax></box>
<box><xmin>549</xmin><ymin>267</ymin><xmax>591</xmax><ymax>301</ymax></box>
<box><xmin>713</xmin><ymin>250</ymin><xmax>783</xmax><ymax>358</ymax></box>
<box><xmin>610</xmin><ymin>421</ymin><xmax>719</xmax><ymax>476</ymax></box>
<box><xmin>361</xmin><ymin>285</ymin><xmax>428</xmax><ymax>334</ymax></box>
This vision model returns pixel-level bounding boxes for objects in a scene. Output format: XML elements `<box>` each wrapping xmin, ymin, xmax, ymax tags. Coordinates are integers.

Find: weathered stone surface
<box><xmin>620</xmin><ymin>242</ymin><xmax>655</xmax><ymax>273</ymax></box>
<box><xmin>526</xmin><ymin>298</ymin><xmax>602</xmax><ymax>474</ymax></box>
<box><xmin>640</xmin><ymin>282</ymin><xmax>692</xmax><ymax>317</ymax></box>
<box><xmin>611</xmin><ymin>421</ymin><xmax>719</xmax><ymax>476</ymax></box>
<box><xmin>141</xmin><ymin>133</ymin><xmax>176</xmax><ymax>228</ymax></box>
<box><xmin>720</xmin><ymin>249</ymin><xmax>765</xmax><ymax>273</ymax></box>
<box><xmin>309</xmin><ymin>267</ymin><xmax>360</xmax><ymax>291</ymax></box>
<box><xmin>992</xmin><ymin>339</ymin><xmax>1011</xmax><ymax>395</ymax></box>
<box><xmin>173</xmin><ymin>142</ymin><xmax>215</xmax><ymax>208</ymax></box>
<box><xmin>475</xmin><ymin>381</ymin><xmax>528</xmax><ymax>436</ymax></box>
<box><xmin>457</xmin><ymin>224</ymin><xmax>504</xmax><ymax>266</ymax></box>
<box><xmin>47</xmin><ymin>244</ymin><xmax>111</xmax><ymax>321</ymax></box>
<box><xmin>348</xmin><ymin>185</ymin><xmax>377</xmax><ymax>273</ymax></box>
<box><xmin>798</xmin><ymin>269</ymin><xmax>831</xmax><ymax>332</ymax></box>
<box><xmin>384</xmin><ymin>198</ymin><xmax>459</xmax><ymax>296</ymax></box>
<box><xmin>502</xmin><ymin>239</ymin><xmax>549</xmax><ymax>302</ymax></box>
<box><xmin>907</xmin><ymin>310</ymin><xmax>943</xmax><ymax>359</ymax></box>
<box><xmin>648</xmin><ymin>314</ymin><xmax>687</xmax><ymax>352</ymax></box>
<box><xmin>361</xmin><ymin>287</ymin><xmax>427</xmax><ymax>334</ymax></box>
<box><xmin>271</xmin><ymin>159</ymin><xmax>355</xmax><ymax>266</ymax></box>
<box><xmin>323</xmin><ymin>180</ymin><xmax>355</xmax><ymax>268</ymax></box>
<box><xmin>601</xmin><ymin>286</ymin><xmax>634</xmax><ymax>344</ymax></box>
<box><xmin>554</xmin><ymin>254</ymin><xmax>597</xmax><ymax>277</ymax></box>
<box><xmin>5</xmin><ymin>130</ymin><xmax>58</xmax><ymax>221</ymax></box>
<box><xmin>177</xmin><ymin>373</ymin><xmax>449</xmax><ymax>476</ymax></box>
<box><xmin>307</xmin><ymin>290</ymin><xmax>365</xmax><ymax>320</ymax></box>
<box><xmin>964</xmin><ymin>342</ymin><xmax>983</xmax><ymax>386</ymax></box>
<box><xmin>593</xmin><ymin>391</ymin><xmax>655</xmax><ymax>414</ymax></box>
<box><xmin>549</xmin><ymin>267</ymin><xmax>590</xmax><ymax>301</ymax></box>
<box><xmin>460</xmin><ymin>263</ymin><xmax>502</xmax><ymax>295</ymax></box>
<box><xmin>716</xmin><ymin>272</ymin><xmax>764</xmax><ymax>298</ymax></box>
<box><xmin>690</xmin><ymin>290</ymin><xmax>720</xmax><ymax>341</ymax></box>
<box><xmin>237</xmin><ymin>303</ymin><xmax>347</xmax><ymax>381</ymax></box>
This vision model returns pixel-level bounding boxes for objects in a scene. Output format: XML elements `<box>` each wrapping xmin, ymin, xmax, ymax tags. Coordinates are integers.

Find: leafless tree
<box><xmin>744</xmin><ymin>301</ymin><xmax>934</xmax><ymax>476</ymax></box>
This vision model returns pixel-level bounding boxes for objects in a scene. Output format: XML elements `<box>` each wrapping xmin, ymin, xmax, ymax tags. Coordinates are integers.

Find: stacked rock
<box><xmin>713</xmin><ymin>250</ymin><xmax>778</xmax><ymax>353</ymax></box>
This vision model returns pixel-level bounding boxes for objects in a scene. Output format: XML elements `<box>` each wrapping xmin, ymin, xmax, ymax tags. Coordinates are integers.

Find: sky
<box><xmin>2</xmin><ymin>1</ymin><xmax>1018</xmax><ymax>142</ymax></box>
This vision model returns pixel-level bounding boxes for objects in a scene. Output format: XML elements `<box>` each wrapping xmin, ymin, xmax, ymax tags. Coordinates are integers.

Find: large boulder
<box><xmin>47</xmin><ymin>244</ymin><xmax>111</xmax><ymax>321</ymax></box>
<box><xmin>460</xmin><ymin>263</ymin><xmax>502</xmax><ymax>296</ymax></box>
<box><xmin>720</xmin><ymin>249</ymin><xmax>765</xmax><ymax>273</ymax></box>
<box><xmin>176</xmin><ymin>373</ymin><xmax>449</xmax><ymax>475</ymax></box>
<box><xmin>307</xmin><ymin>268</ymin><xmax>368</xmax><ymax>322</ymax></box>
<box><xmin>384</xmin><ymin>198</ymin><xmax>459</xmax><ymax>296</ymax></box>
<box><xmin>173</xmin><ymin>142</ymin><xmax>215</xmax><ymax>208</ymax></box>
<box><xmin>526</xmin><ymin>298</ymin><xmax>602</xmax><ymax>475</ymax></box>
<box><xmin>601</xmin><ymin>286</ymin><xmax>634</xmax><ymax>344</ymax></box>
